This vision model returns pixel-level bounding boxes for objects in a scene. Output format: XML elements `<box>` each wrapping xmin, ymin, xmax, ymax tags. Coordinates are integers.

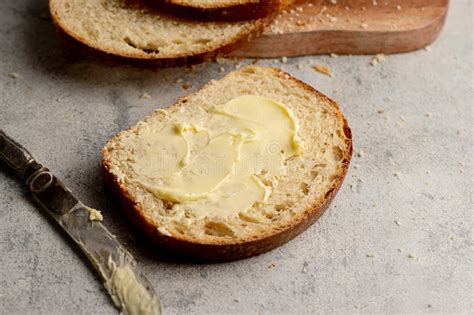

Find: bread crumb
<box><xmin>281</xmin><ymin>56</ymin><xmax>288</xmax><ymax>64</ymax></box>
<box><xmin>407</xmin><ymin>253</ymin><xmax>417</xmax><ymax>259</ymax></box>
<box><xmin>233</xmin><ymin>298</ymin><xmax>240</xmax><ymax>303</ymax></box>
<box><xmin>394</xmin><ymin>220</ymin><xmax>401</xmax><ymax>226</ymax></box>
<box><xmin>394</xmin><ymin>171</ymin><xmax>401</xmax><ymax>179</ymax></box>
<box><xmin>377</xmin><ymin>108</ymin><xmax>385</xmax><ymax>114</ymax></box>
<box><xmin>182</xmin><ymin>83</ymin><xmax>191</xmax><ymax>90</ymax></box>
<box><xmin>366</xmin><ymin>253</ymin><xmax>375</xmax><ymax>258</ymax></box>
<box><xmin>141</xmin><ymin>92</ymin><xmax>151</xmax><ymax>99</ymax></box>
<box><xmin>330</xmin><ymin>53</ymin><xmax>338</xmax><ymax>58</ymax></box>
<box><xmin>360</xmin><ymin>23</ymin><xmax>368</xmax><ymax>29</ymax></box>
<box><xmin>357</xmin><ymin>149</ymin><xmax>365</xmax><ymax>158</ymax></box>
<box><xmin>398</xmin><ymin>248</ymin><xmax>403</xmax><ymax>252</ymax></box>
<box><xmin>88</xmin><ymin>209</ymin><xmax>103</xmax><ymax>222</ymax></box>
<box><xmin>175</xmin><ymin>78</ymin><xmax>184</xmax><ymax>83</ymax></box>
<box><xmin>5</xmin><ymin>72</ymin><xmax>20</xmax><ymax>79</ymax></box>
<box><xmin>302</xmin><ymin>266</ymin><xmax>308</xmax><ymax>273</ymax></box>
<box><xmin>397</xmin><ymin>5</ymin><xmax>402</xmax><ymax>10</ymax></box>
<box><xmin>425</xmin><ymin>112</ymin><xmax>432</xmax><ymax>118</ymax></box>
<box><xmin>371</xmin><ymin>54</ymin><xmax>385</xmax><ymax>66</ymax></box>
<box><xmin>158</xmin><ymin>227</ymin><xmax>172</xmax><ymax>237</ymax></box>
<box><xmin>219</xmin><ymin>66</ymin><xmax>225</xmax><ymax>73</ymax></box>
<box><xmin>156</xmin><ymin>109</ymin><xmax>167</xmax><ymax>115</ymax></box>
<box><xmin>313</xmin><ymin>64</ymin><xmax>334</xmax><ymax>77</ymax></box>
<box><xmin>330</xmin><ymin>0</ymin><xmax>337</xmax><ymax>4</ymax></box>
<box><xmin>424</xmin><ymin>45</ymin><xmax>432</xmax><ymax>51</ymax></box>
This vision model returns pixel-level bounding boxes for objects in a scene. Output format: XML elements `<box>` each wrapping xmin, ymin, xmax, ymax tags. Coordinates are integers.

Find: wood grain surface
<box><xmin>232</xmin><ymin>0</ymin><xmax>449</xmax><ymax>57</ymax></box>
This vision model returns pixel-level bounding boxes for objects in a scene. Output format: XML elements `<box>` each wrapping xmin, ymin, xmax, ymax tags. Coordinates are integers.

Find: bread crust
<box><xmin>146</xmin><ymin>0</ymin><xmax>282</xmax><ymax>21</ymax></box>
<box><xmin>102</xmin><ymin>67</ymin><xmax>352</xmax><ymax>261</ymax></box>
<box><xmin>48</xmin><ymin>0</ymin><xmax>273</xmax><ymax>68</ymax></box>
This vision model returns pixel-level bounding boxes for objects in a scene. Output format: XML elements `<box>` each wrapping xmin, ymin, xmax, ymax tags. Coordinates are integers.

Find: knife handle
<box><xmin>0</xmin><ymin>129</ymin><xmax>43</xmax><ymax>180</ymax></box>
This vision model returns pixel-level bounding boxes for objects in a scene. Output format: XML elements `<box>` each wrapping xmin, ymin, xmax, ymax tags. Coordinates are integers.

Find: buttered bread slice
<box><xmin>102</xmin><ymin>66</ymin><xmax>352</xmax><ymax>261</ymax></box>
<box><xmin>49</xmin><ymin>0</ymin><xmax>270</xmax><ymax>66</ymax></box>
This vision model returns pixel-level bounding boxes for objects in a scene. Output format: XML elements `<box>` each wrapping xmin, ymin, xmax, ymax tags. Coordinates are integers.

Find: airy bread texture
<box><xmin>49</xmin><ymin>0</ymin><xmax>269</xmax><ymax>66</ymax></box>
<box><xmin>151</xmin><ymin>0</ymin><xmax>282</xmax><ymax>21</ymax></box>
<box><xmin>102</xmin><ymin>66</ymin><xmax>352</xmax><ymax>261</ymax></box>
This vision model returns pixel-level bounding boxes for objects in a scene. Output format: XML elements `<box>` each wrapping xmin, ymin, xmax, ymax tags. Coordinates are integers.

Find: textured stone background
<box><xmin>0</xmin><ymin>1</ymin><xmax>472</xmax><ymax>314</ymax></box>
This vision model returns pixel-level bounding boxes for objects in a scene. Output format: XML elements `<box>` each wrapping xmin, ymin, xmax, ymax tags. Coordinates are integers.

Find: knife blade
<box><xmin>0</xmin><ymin>130</ymin><xmax>162</xmax><ymax>315</ymax></box>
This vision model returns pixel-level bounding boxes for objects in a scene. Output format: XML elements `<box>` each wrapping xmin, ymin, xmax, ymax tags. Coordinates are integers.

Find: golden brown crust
<box><xmin>48</xmin><ymin>0</ymin><xmax>273</xmax><ymax>68</ymax></box>
<box><xmin>146</xmin><ymin>0</ymin><xmax>282</xmax><ymax>22</ymax></box>
<box><xmin>102</xmin><ymin>67</ymin><xmax>352</xmax><ymax>261</ymax></box>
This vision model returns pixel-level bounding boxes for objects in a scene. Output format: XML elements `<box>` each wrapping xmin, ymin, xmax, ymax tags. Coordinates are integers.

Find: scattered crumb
<box><xmin>350</xmin><ymin>183</ymin><xmax>357</xmax><ymax>191</ymax></box>
<box><xmin>394</xmin><ymin>171</ymin><xmax>401</xmax><ymax>179</ymax></box>
<box><xmin>175</xmin><ymin>78</ymin><xmax>184</xmax><ymax>83</ymax></box>
<box><xmin>357</xmin><ymin>149</ymin><xmax>365</xmax><ymax>158</ymax></box>
<box><xmin>377</xmin><ymin>108</ymin><xmax>385</xmax><ymax>114</ymax></box>
<box><xmin>330</xmin><ymin>0</ymin><xmax>337</xmax><ymax>4</ymax></box>
<box><xmin>371</xmin><ymin>54</ymin><xmax>385</xmax><ymax>66</ymax></box>
<box><xmin>424</xmin><ymin>45</ymin><xmax>432</xmax><ymax>51</ymax></box>
<box><xmin>425</xmin><ymin>112</ymin><xmax>432</xmax><ymax>118</ymax></box>
<box><xmin>88</xmin><ymin>209</ymin><xmax>103</xmax><ymax>222</ymax></box>
<box><xmin>360</xmin><ymin>23</ymin><xmax>368</xmax><ymax>29</ymax></box>
<box><xmin>407</xmin><ymin>253</ymin><xmax>417</xmax><ymax>259</ymax></box>
<box><xmin>182</xmin><ymin>83</ymin><xmax>191</xmax><ymax>90</ymax></box>
<box><xmin>330</xmin><ymin>53</ymin><xmax>338</xmax><ymax>58</ymax></box>
<box><xmin>141</xmin><ymin>92</ymin><xmax>151</xmax><ymax>99</ymax></box>
<box><xmin>156</xmin><ymin>109</ymin><xmax>167</xmax><ymax>115</ymax></box>
<box><xmin>394</xmin><ymin>220</ymin><xmax>401</xmax><ymax>226</ymax></box>
<box><xmin>397</xmin><ymin>5</ymin><xmax>402</xmax><ymax>10</ymax></box>
<box><xmin>281</xmin><ymin>56</ymin><xmax>288</xmax><ymax>64</ymax></box>
<box><xmin>302</xmin><ymin>266</ymin><xmax>308</xmax><ymax>273</ymax></box>
<box><xmin>398</xmin><ymin>248</ymin><xmax>403</xmax><ymax>252</ymax></box>
<box><xmin>233</xmin><ymin>298</ymin><xmax>240</xmax><ymax>303</ymax></box>
<box><xmin>219</xmin><ymin>66</ymin><xmax>225</xmax><ymax>73</ymax></box>
<box><xmin>296</xmin><ymin>63</ymin><xmax>302</xmax><ymax>70</ymax></box>
<box><xmin>158</xmin><ymin>227</ymin><xmax>172</xmax><ymax>237</ymax></box>
<box><xmin>313</xmin><ymin>64</ymin><xmax>334</xmax><ymax>77</ymax></box>
<box><xmin>366</xmin><ymin>253</ymin><xmax>375</xmax><ymax>258</ymax></box>
<box><xmin>184</xmin><ymin>66</ymin><xmax>195</xmax><ymax>73</ymax></box>
<box><xmin>4</xmin><ymin>72</ymin><xmax>20</xmax><ymax>79</ymax></box>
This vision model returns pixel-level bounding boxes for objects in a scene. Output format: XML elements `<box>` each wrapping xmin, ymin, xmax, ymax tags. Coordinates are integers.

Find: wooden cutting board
<box><xmin>232</xmin><ymin>0</ymin><xmax>449</xmax><ymax>57</ymax></box>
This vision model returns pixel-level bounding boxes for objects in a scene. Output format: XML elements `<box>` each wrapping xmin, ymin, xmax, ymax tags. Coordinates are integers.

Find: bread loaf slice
<box><xmin>149</xmin><ymin>0</ymin><xmax>283</xmax><ymax>21</ymax></box>
<box><xmin>102</xmin><ymin>66</ymin><xmax>352</xmax><ymax>261</ymax></box>
<box><xmin>49</xmin><ymin>0</ymin><xmax>270</xmax><ymax>67</ymax></box>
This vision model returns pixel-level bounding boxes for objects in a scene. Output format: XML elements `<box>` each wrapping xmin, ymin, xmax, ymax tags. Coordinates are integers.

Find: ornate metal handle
<box><xmin>0</xmin><ymin>129</ymin><xmax>43</xmax><ymax>181</ymax></box>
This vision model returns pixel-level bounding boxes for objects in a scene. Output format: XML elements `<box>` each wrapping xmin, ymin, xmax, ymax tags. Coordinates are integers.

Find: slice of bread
<box><xmin>49</xmin><ymin>0</ymin><xmax>271</xmax><ymax>67</ymax></box>
<box><xmin>148</xmin><ymin>0</ymin><xmax>283</xmax><ymax>21</ymax></box>
<box><xmin>102</xmin><ymin>66</ymin><xmax>352</xmax><ymax>261</ymax></box>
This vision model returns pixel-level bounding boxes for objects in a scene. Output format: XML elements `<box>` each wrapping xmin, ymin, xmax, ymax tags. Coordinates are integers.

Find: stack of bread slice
<box><xmin>49</xmin><ymin>0</ymin><xmax>290</xmax><ymax>66</ymax></box>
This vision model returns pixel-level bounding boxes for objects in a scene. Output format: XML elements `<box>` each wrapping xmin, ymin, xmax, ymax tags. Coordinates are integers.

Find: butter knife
<box><xmin>0</xmin><ymin>130</ymin><xmax>161</xmax><ymax>315</ymax></box>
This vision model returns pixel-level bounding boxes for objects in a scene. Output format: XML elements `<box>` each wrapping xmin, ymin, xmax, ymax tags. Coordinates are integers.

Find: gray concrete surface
<box><xmin>0</xmin><ymin>1</ymin><xmax>472</xmax><ymax>314</ymax></box>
